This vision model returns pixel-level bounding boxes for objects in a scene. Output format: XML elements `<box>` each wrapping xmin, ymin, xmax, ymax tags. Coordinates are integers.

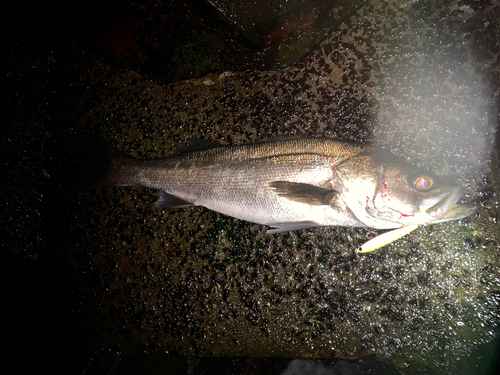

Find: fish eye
<box><xmin>412</xmin><ymin>173</ymin><xmax>434</xmax><ymax>191</ymax></box>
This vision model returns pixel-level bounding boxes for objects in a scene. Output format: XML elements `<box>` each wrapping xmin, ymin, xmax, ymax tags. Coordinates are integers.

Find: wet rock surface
<box><xmin>2</xmin><ymin>0</ymin><xmax>500</xmax><ymax>374</ymax></box>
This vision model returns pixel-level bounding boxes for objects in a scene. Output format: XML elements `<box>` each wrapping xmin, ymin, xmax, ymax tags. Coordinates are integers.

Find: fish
<box><xmin>78</xmin><ymin>135</ymin><xmax>476</xmax><ymax>251</ymax></box>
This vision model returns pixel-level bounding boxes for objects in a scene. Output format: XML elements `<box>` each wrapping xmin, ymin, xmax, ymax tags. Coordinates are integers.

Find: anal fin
<box><xmin>155</xmin><ymin>191</ymin><xmax>194</xmax><ymax>208</ymax></box>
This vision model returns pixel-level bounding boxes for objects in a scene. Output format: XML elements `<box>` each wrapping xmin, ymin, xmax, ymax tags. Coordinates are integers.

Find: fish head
<box><xmin>334</xmin><ymin>148</ymin><xmax>476</xmax><ymax>229</ymax></box>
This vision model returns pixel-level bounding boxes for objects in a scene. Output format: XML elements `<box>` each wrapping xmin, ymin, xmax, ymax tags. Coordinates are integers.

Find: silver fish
<box><xmin>82</xmin><ymin>136</ymin><xmax>475</xmax><ymax>247</ymax></box>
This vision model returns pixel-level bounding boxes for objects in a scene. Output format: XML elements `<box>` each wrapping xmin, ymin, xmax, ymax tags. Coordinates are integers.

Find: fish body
<box><xmin>89</xmin><ymin>136</ymin><xmax>474</xmax><ymax>234</ymax></box>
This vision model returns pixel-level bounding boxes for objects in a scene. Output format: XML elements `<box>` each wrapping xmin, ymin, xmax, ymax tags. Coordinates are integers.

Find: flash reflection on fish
<box><xmin>78</xmin><ymin>136</ymin><xmax>475</xmax><ymax>251</ymax></box>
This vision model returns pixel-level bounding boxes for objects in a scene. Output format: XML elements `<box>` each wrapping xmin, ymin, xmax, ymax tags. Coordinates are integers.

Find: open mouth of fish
<box><xmin>421</xmin><ymin>187</ymin><xmax>476</xmax><ymax>223</ymax></box>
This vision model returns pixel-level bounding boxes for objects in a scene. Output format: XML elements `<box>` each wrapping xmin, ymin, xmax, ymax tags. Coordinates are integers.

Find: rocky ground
<box><xmin>2</xmin><ymin>0</ymin><xmax>499</xmax><ymax>373</ymax></box>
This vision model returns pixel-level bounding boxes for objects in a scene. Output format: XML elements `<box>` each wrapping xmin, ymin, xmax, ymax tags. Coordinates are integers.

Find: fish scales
<box><xmin>109</xmin><ymin>138</ymin><xmax>369</xmax><ymax>228</ymax></box>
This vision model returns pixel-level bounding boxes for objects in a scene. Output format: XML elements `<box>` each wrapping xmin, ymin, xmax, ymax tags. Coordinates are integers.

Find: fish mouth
<box><xmin>421</xmin><ymin>187</ymin><xmax>476</xmax><ymax>223</ymax></box>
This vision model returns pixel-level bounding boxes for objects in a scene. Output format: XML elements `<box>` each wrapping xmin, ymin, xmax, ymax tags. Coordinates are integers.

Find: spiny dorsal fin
<box><xmin>269</xmin><ymin>181</ymin><xmax>337</xmax><ymax>206</ymax></box>
<box><xmin>255</xmin><ymin>136</ymin><xmax>302</xmax><ymax>143</ymax></box>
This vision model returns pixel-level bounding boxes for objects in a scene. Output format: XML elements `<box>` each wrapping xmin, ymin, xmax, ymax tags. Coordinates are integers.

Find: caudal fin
<box><xmin>72</xmin><ymin>133</ymin><xmax>135</xmax><ymax>190</ymax></box>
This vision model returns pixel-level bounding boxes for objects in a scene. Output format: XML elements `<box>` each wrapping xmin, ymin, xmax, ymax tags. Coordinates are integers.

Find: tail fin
<box><xmin>72</xmin><ymin>133</ymin><xmax>135</xmax><ymax>189</ymax></box>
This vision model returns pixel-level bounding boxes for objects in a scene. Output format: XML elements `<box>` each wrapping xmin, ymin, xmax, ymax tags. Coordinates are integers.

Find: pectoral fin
<box><xmin>269</xmin><ymin>181</ymin><xmax>337</xmax><ymax>206</ymax></box>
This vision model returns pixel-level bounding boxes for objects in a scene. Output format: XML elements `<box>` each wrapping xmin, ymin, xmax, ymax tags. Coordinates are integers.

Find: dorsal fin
<box><xmin>173</xmin><ymin>138</ymin><xmax>220</xmax><ymax>155</ymax></box>
<box><xmin>255</xmin><ymin>136</ymin><xmax>302</xmax><ymax>143</ymax></box>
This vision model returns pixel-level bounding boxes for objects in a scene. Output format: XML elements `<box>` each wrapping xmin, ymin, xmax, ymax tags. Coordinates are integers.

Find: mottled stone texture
<box><xmin>2</xmin><ymin>0</ymin><xmax>499</xmax><ymax>374</ymax></box>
